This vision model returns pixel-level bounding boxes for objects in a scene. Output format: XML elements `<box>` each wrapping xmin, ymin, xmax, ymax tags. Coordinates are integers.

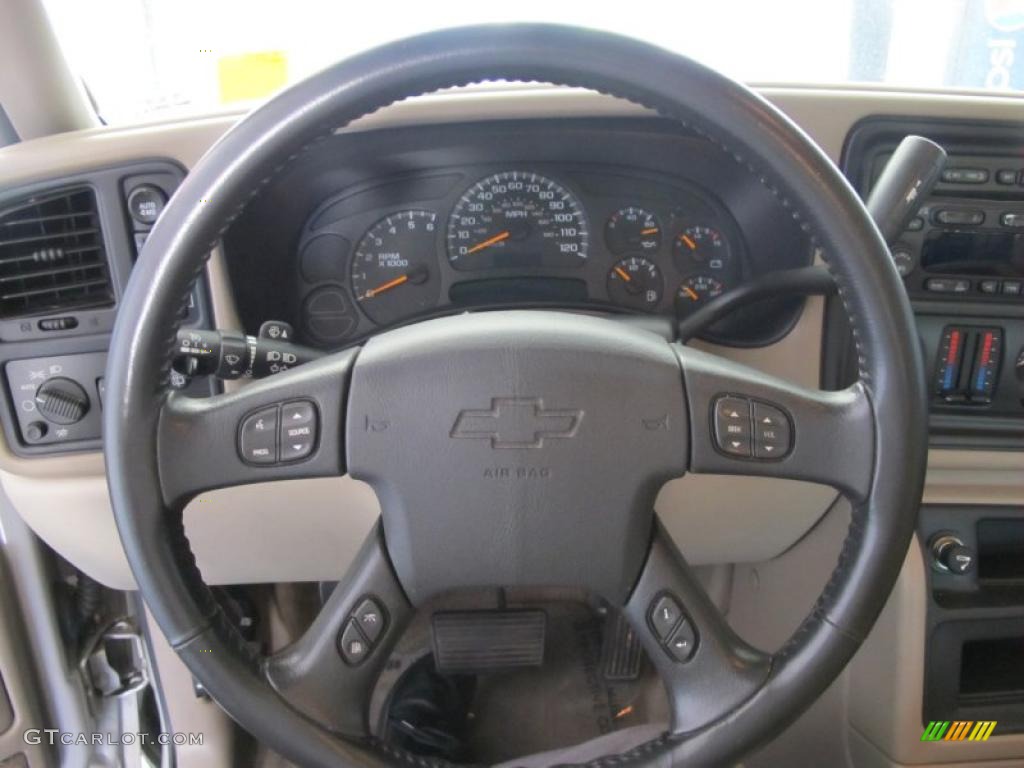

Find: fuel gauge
<box><xmin>607</xmin><ymin>257</ymin><xmax>663</xmax><ymax>310</ymax></box>
<box><xmin>675</xmin><ymin>274</ymin><xmax>727</xmax><ymax>314</ymax></box>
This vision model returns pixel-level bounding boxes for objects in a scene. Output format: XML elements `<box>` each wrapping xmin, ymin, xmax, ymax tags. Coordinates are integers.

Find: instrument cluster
<box><xmin>295</xmin><ymin>165</ymin><xmax>746</xmax><ymax>345</ymax></box>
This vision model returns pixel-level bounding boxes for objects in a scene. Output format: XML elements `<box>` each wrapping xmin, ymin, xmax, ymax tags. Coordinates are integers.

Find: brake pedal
<box><xmin>432</xmin><ymin>610</ymin><xmax>546</xmax><ymax>674</ymax></box>
<box><xmin>601</xmin><ymin>613</ymin><xmax>643</xmax><ymax>681</ymax></box>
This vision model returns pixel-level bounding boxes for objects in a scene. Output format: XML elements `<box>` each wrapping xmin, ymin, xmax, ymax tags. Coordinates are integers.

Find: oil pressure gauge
<box><xmin>605</xmin><ymin>207</ymin><xmax>661</xmax><ymax>254</ymax></box>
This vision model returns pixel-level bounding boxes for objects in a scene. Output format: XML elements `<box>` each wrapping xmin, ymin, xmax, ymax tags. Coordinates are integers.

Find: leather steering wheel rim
<box><xmin>104</xmin><ymin>23</ymin><xmax>927</xmax><ymax>767</ymax></box>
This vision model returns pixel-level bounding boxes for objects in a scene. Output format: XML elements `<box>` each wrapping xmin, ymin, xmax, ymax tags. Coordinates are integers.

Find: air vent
<box><xmin>0</xmin><ymin>187</ymin><xmax>113</xmax><ymax>319</ymax></box>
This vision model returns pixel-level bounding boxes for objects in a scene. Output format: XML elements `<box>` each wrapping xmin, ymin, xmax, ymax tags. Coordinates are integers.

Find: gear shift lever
<box><xmin>865</xmin><ymin>134</ymin><xmax>947</xmax><ymax>245</ymax></box>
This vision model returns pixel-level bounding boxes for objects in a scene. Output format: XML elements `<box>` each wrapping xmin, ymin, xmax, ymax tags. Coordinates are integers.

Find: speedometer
<box><xmin>446</xmin><ymin>171</ymin><xmax>589</xmax><ymax>270</ymax></box>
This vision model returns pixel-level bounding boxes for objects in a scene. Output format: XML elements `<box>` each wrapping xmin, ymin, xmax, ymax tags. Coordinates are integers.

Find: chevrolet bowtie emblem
<box><xmin>450</xmin><ymin>397</ymin><xmax>583</xmax><ymax>449</ymax></box>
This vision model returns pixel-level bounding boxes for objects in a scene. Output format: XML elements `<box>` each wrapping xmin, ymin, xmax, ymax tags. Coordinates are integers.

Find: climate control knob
<box><xmin>35</xmin><ymin>377</ymin><xmax>89</xmax><ymax>425</ymax></box>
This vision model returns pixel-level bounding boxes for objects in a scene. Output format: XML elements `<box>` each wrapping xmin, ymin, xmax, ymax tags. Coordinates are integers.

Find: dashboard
<box><xmin>222</xmin><ymin>120</ymin><xmax>815</xmax><ymax>349</ymax></box>
<box><xmin>2</xmin><ymin>81</ymin><xmax>1023</xmax><ymax>768</ymax></box>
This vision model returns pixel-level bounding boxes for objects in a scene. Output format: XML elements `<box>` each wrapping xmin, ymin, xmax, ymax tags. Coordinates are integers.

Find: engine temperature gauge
<box><xmin>607</xmin><ymin>256</ymin><xmax>663</xmax><ymax>310</ymax></box>
<box><xmin>675</xmin><ymin>274</ymin><xmax>726</xmax><ymax>313</ymax></box>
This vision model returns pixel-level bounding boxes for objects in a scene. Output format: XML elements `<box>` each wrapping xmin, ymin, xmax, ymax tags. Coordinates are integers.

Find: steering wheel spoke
<box><xmin>677</xmin><ymin>345</ymin><xmax>875</xmax><ymax>501</ymax></box>
<box><xmin>264</xmin><ymin>523</ymin><xmax>412</xmax><ymax>739</ymax></box>
<box><xmin>157</xmin><ymin>348</ymin><xmax>357</xmax><ymax>508</ymax></box>
<box><xmin>624</xmin><ymin>523</ymin><xmax>771</xmax><ymax>735</ymax></box>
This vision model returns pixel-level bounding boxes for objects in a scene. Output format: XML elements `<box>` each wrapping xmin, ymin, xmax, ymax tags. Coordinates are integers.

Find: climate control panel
<box><xmin>933</xmin><ymin>326</ymin><xmax>1004</xmax><ymax>405</ymax></box>
<box><xmin>916</xmin><ymin>312</ymin><xmax>1024</xmax><ymax>444</ymax></box>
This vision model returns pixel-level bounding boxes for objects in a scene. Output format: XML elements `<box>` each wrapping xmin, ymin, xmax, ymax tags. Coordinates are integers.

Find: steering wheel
<box><xmin>104</xmin><ymin>24</ymin><xmax>926</xmax><ymax>767</ymax></box>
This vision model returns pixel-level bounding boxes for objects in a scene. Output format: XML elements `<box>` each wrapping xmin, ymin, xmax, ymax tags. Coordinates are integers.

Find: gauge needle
<box><xmin>640</xmin><ymin>228</ymin><xmax>659</xmax><ymax>235</ymax></box>
<box><xmin>465</xmin><ymin>230</ymin><xmax>511</xmax><ymax>254</ymax></box>
<box><xmin>614</xmin><ymin>266</ymin><xmax>632</xmax><ymax>282</ymax></box>
<box><xmin>681</xmin><ymin>286</ymin><xmax>700</xmax><ymax>301</ymax></box>
<box><xmin>362</xmin><ymin>274</ymin><xmax>408</xmax><ymax>299</ymax></box>
<box><xmin>680</xmin><ymin>234</ymin><xmax>697</xmax><ymax>251</ymax></box>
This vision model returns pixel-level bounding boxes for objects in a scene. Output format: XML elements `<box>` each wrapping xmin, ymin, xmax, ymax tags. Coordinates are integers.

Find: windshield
<box><xmin>43</xmin><ymin>0</ymin><xmax>1024</xmax><ymax>125</ymax></box>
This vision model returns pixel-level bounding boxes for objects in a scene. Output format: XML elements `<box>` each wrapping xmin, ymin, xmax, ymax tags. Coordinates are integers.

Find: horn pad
<box><xmin>346</xmin><ymin>311</ymin><xmax>689</xmax><ymax>605</ymax></box>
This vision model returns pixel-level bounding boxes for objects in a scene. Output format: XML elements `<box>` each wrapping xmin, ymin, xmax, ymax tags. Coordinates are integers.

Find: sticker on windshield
<box><xmin>218</xmin><ymin>51</ymin><xmax>288</xmax><ymax>104</ymax></box>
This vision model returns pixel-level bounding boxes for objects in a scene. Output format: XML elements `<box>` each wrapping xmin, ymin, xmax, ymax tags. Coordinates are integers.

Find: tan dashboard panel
<box><xmin>847</xmin><ymin>535</ymin><xmax>1024</xmax><ymax>764</ymax></box>
<box><xmin>0</xmin><ymin>470</ymin><xmax>128</xmax><ymax>583</ymax></box>
<box><xmin>0</xmin><ymin>292</ymin><xmax>835</xmax><ymax>588</ymax></box>
<box><xmin>0</xmin><ymin>85</ymin><xmax>1021</xmax><ymax>588</ymax></box>
<box><xmin>0</xmin><ymin>472</ymin><xmax>380</xmax><ymax>590</ymax></box>
<box><xmin>4</xmin><ymin>84</ymin><xmax>1023</xmax><ymax>189</ymax></box>
<box><xmin>924</xmin><ymin>449</ymin><xmax>1024</xmax><ymax>506</ymax></box>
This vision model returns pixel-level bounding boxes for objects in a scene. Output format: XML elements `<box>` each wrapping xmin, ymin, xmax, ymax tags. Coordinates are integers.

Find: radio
<box><xmin>891</xmin><ymin>197</ymin><xmax>1024</xmax><ymax>301</ymax></box>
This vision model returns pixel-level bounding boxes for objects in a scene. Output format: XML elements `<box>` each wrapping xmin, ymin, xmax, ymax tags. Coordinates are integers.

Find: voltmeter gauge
<box><xmin>674</xmin><ymin>225</ymin><xmax>731</xmax><ymax>272</ymax></box>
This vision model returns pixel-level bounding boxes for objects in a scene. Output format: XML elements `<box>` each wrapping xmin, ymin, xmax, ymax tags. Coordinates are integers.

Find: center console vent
<box><xmin>0</xmin><ymin>187</ymin><xmax>113</xmax><ymax>319</ymax></box>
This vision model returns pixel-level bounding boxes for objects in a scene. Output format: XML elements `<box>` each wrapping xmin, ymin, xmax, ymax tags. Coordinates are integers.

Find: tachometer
<box><xmin>351</xmin><ymin>210</ymin><xmax>439</xmax><ymax>326</ymax></box>
<box><xmin>446</xmin><ymin>171</ymin><xmax>589</xmax><ymax>270</ymax></box>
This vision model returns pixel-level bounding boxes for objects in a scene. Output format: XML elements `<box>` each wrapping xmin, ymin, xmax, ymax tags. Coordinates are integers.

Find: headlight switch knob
<box><xmin>35</xmin><ymin>377</ymin><xmax>90</xmax><ymax>425</ymax></box>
